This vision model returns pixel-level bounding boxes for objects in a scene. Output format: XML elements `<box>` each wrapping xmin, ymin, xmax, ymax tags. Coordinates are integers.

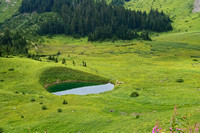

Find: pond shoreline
<box><xmin>44</xmin><ymin>80</ymin><xmax>110</xmax><ymax>89</ymax></box>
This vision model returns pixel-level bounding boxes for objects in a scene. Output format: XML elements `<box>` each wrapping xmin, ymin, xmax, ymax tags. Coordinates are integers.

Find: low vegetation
<box><xmin>130</xmin><ymin>92</ymin><xmax>139</xmax><ymax>97</ymax></box>
<box><xmin>42</xmin><ymin>105</ymin><xmax>47</xmax><ymax>110</ymax></box>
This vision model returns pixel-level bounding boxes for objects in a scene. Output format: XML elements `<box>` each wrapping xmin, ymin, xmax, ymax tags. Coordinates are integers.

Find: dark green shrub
<box><xmin>21</xmin><ymin>115</ymin><xmax>24</xmax><ymax>118</ymax></box>
<box><xmin>31</xmin><ymin>98</ymin><xmax>35</xmax><ymax>102</ymax></box>
<box><xmin>39</xmin><ymin>96</ymin><xmax>43</xmax><ymax>98</ymax></box>
<box><xmin>40</xmin><ymin>102</ymin><xmax>43</xmax><ymax>105</ymax></box>
<box><xmin>63</xmin><ymin>100</ymin><xmax>68</xmax><ymax>104</ymax></box>
<box><xmin>42</xmin><ymin>105</ymin><xmax>47</xmax><ymax>110</ymax></box>
<box><xmin>193</xmin><ymin>59</ymin><xmax>198</xmax><ymax>61</ymax></box>
<box><xmin>0</xmin><ymin>127</ymin><xmax>3</xmax><ymax>133</ymax></box>
<box><xmin>57</xmin><ymin>108</ymin><xmax>62</xmax><ymax>113</ymax></box>
<box><xmin>130</xmin><ymin>92</ymin><xmax>139</xmax><ymax>97</ymax></box>
<box><xmin>135</xmin><ymin>114</ymin><xmax>140</xmax><ymax>119</ymax></box>
<box><xmin>8</xmin><ymin>68</ymin><xmax>14</xmax><ymax>71</ymax></box>
<box><xmin>176</xmin><ymin>79</ymin><xmax>184</xmax><ymax>83</ymax></box>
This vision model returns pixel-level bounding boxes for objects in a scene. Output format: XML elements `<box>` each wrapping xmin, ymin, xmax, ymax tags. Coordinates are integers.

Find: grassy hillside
<box><xmin>0</xmin><ymin>0</ymin><xmax>21</xmax><ymax>23</ymax></box>
<box><xmin>125</xmin><ymin>0</ymin><xmax>200</xmax><ymax>31</ymax></box>
<box><xmin>1</xmin><ymin>32</ymin><xmax>200</xmax><ymax>132</ymax></box>
<box><xmin>1</xmin><ymin>0</ymin><xmax>200</xmax><ymax>33</ymax></box>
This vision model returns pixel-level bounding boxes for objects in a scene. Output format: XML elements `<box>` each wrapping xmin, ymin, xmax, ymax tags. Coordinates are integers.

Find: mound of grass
<box><xmin>0</xmin><ymin>127</ymin><xmax>3</xmax><ymax>133</ymax></box>
<box><xmin>39</xmin><ymin>67</ymin><xmax>109</xmax><ymax>86</ymax></box>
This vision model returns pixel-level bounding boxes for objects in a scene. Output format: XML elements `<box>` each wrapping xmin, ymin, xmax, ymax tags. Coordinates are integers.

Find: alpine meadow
<box><xmin>0</xmin><ymin>0</ymin><xmax>200</xmax><ymax>132</ymax></box>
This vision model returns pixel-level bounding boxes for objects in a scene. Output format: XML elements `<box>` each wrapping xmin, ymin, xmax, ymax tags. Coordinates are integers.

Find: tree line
<box><xmin>0</xmin><ymin>29</ymin><xmax>28</xmax><ymax>56</ymax></box>
<box><xmin>19</xmin><ymin>0</ymin><xmax>172</xmax><ymax>41</ymax></box>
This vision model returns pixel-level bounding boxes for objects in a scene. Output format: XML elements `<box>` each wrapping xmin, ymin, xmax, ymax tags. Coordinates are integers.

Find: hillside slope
<box><xmin>0</xmin><ymin>0</ymin><xmax>21</xmax><ymax>23</ymax></box>
<box><xmin>125</xmin><ymin>0</ymin><xmax>200</xmax><ymax>31</ymax></box>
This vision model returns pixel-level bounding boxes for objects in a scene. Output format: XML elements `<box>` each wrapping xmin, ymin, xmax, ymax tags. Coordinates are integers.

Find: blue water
<box><xmin>51</xmin><ymin>83</ymin><xmax>114</xmax><ymax>95</ymax></box>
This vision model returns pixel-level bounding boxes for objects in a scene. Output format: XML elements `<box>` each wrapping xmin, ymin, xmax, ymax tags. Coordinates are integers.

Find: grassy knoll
<box><xmin>39</xmin><ymin>67</ymin><xmax>109</xmax><ymax>86</ymax></box>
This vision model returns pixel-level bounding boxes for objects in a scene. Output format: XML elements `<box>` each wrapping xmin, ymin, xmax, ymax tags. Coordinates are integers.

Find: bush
<box><xmin>63</xmin><ymin>100</ymin><xmax>68</xmax><ymax>104</ymax></box>
<box><xmin>57</xmin><ymin>108</ymin><xmax>62</xmax><ymax>113</ymax></box>
<box><xmin>176</xmin><ymin>79</ymin><xmax>184</xmax><ymax>83</ymax></box>
<box><xmin>0</xmin><ymin>127</ymin><xmax>3</xmax><ymax>133</ymax></box>
<box><xmin>42</xmin><ymin>105</ymin><xmax>47</xmax><ymax>110</ymax></box>
<box><xmin>8</xmin><ymin>68</ymin><xmax>14</xmax><ymax>71</ymax></box>
<box><xmin>40</xmin><ymin>102</ymin><xmax>43</xmax><ymax>105</ymax></box>
<box><xmin>130</xmin><ymin>92</ymin><xmax>139</xmax><ymax>97</ymax></box>
<box><xmin>31</xmin><ymin>98</ymin><xmax>35</xmax><ymax>102</ymax></box>
<box><xmin>21</xmin><ymin>115</ymin><xmax>24</xmax><ymax>118</ymax></box>
<box><xmin>193</xmin><ymin>59</ymin><xmax>198</xmax><ymax>61</ymax></box>
<box><xmin>135</xmin><ymin>114</ymin><xmax>140</xmax><ymax>119</ymax></box>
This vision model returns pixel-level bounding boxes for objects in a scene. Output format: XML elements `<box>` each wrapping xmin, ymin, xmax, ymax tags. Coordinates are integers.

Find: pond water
<box><xmin>46</xmin><ymin>82</ymin><xmax>114</xmax><ymax>95</ymax></box>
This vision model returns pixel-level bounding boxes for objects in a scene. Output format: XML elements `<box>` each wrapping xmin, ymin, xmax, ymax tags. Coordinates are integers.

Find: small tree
<box><xmin>0</xmin><ymin>127</ymin><xmax>3</xmax><ymax>133</ymax></box>
<box><xmin>63</xmin><ymin>100</ymin><xmax>68</xmax><ymax>104</ymax></box>
<box><xmin>62</xmin><ymin>58</ymin><xmax>66</xmax><ymax>64</ymax></box>
<box><xmin>141</xmin><ymin>31</ymin><xmax>152</xmax><ymax>41</ymax></box>
<box><xmin>27</xmin><ymin>54</ymin><xmax>31</xmax><ymax>58</ymax></box>
<box><xmin>130</xmin><ymin>92</ymin><xmax>139</xmax><ymax>97</ymax></box>
<box><xmin>57</xmin><ymin>51</ymin><xmax>61</xmax><ymax>56</ymax></box>
<box><xmin>42</xmin><ymin>105</ymin><xmax>47</xmax><ymax>110</ymax></box>
<box><xmin>73</xmin><ymin>60</ymin><xmax>75</xmax><ymax>66</ymax></box>
<box><xmin>57</xmin><ymin>108</ymin><xmax>62</xmax><ymax>113</ymax></box>
<box><xmin>55</xmin><ymin>57</ymin><xmax>58</xmax><ymax>63</ymax></box>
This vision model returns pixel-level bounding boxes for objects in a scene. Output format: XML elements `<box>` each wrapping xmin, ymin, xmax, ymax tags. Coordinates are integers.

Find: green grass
<box><xmin>0</xmin><ymin>0</ymin><xmax>200</xmax><ymax>132</ymax></box>
<box><xmin>124</xmin><ymin>0</ymin><xmax>200</xmax><ymax>31</ymax></box>
<box><xmin>39</xmin><ymin>67</ymin><xmax>109</xmax><ymax>86</ymax></box>
<box><xmin>1</xmin><ymin>31</ymin><xmax>200</xmax><ymax>132</ymax></box>
<box><xmin>0</xmin><ymin>0</ymin><xmax>22</xmax><ymax>23</ymax></box>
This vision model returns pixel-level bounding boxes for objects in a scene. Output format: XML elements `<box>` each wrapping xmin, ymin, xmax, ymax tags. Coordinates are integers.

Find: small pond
<box><xmin>46</xmin><ymin>82</ymin><xmax>114</xmax><ymax>95</ymax></box>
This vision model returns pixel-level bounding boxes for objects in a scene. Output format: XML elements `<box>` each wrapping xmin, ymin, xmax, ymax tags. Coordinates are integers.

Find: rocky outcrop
<box><xmin>193</xmin><ymin>0</ymin><xmax>200</xmax><ymax>13</ymax></box>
